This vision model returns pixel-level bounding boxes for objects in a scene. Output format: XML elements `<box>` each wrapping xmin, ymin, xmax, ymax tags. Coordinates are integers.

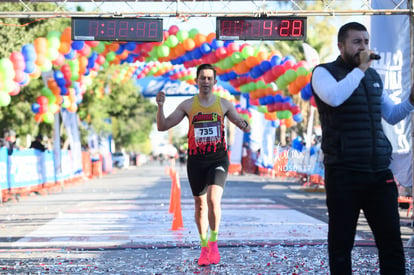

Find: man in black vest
<box><xmin>311</xmin><ymin>22</ymin><xmax>414</xmax><ymax>274</ymax></box>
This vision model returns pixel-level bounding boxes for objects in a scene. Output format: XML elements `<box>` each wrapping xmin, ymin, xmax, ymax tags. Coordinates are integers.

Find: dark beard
<box><xmin>343</xmin><ymin>52</ymin><xmax>360</xmax><ymax>68</ymax></box>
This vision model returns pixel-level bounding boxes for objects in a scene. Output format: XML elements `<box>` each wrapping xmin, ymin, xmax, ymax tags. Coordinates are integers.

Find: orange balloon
<box><xmin>58</xmin><ymin>42</ymin><xmax>71</xmax><ymax>54</ymax></box>
<box><xmin>206</xmin><ymin>32</ymin><xmax>216</xmax><ymax>43</ymax></box>
<box><xmin>256</xmin><ymin>51</ymin><xmax>268</xmax><ymax>62</ymax></box>
<box><xmin>173</xmin><ymin>44</ymin><xmax>186</xmax><ymax>56</ymax></box>
<box><xmin>288</xmin><ymin>82</ymin><xmax>301</xmax><ymax>95</ymax></box>
<box><xmin>295</xmin><ymin>75</ymin><xmax>308</xmax><ymax>89</ymax></box>
<box><xmin>60</xmin><ymin>27</ymin><xmax>72</xmax><ymax>43</ymax></box>
<box><xmin>118</xmin><ymin>50</ymin><xmax>129</xmax><ymax>60</ymax></box>
<box><xmin>34</xmin><ymin>113</ymin><xmax>43</xmax><ymax>123</ymax></box>
<box><xmin>107</xmin><ymin>42</ymin><xmax>120</xmax><ymax>52</ymax></box>
<box><xmin>193</xmin><ymin>33</ymin><xmax>206</xmax><ymax>47</ymax></box>
<box><xmin>28</xmin><ymin>66</ymin><xmax>42</xmax><ymax>79</ymax></box>
<box><xmin>183</xmin><ymin>38</ymin><xmax>196</xmax><ymax>51</ymax></box>
<box><xmin>264</xmin><ymin>112</ymin><xmax>277</xmax><ymax>121</ymax></box>
<box><xmin>34</xmin><ymin>37</ymin><xmax>48</xmax><ymax>54</ymax></box>
<box><xmin>34</xmin><ymin>54</ymin><xmax>47</xmax><ymax>66</ymax></box>
<box><xmin>245</xmin><ymin>56</ymin><xmax>260</xmax><ymax>68</ymax></box>
<box><xmin>284</xmin><ymin>117</ymin><xmax>295</xmax><ymax>128</ymax></box>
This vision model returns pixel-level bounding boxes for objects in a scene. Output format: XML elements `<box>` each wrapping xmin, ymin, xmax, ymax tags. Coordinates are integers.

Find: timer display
<box><xmin>216</xmin><ymin>16</ymin><xmax>307</xmax><ymax>41</ymax></box>
<box><xmin>71</xmin><ymin>17</ymin><xmax>163</xmax><ymax>42</ymax></box>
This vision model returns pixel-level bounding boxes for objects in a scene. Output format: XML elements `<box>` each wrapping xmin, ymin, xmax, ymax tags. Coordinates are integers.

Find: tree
<box><xmin>0</xmin><ymin>2</ymin><xmax>70</xmax><ymax>141</ymax></box>
<box><xmin>78</xmin><ymin>65</ymin><xmax>157</xmax><ymax>154</ymax></box>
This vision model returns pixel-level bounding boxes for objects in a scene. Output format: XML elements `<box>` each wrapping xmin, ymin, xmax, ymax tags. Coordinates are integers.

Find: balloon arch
<box><xmin>0</xmin><ymin>25</ymin><xmax>315</xmax><ymax>128</ymax></box>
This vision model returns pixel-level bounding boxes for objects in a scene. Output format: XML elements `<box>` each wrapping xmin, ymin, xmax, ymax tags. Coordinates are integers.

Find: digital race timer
<box><xmin>216</xmin><ymin>16</ymin><xmax>307</xmax><ymax>41</ymax></box>
<box><xmin>71</xmin><ymin>17</ymin><xmax>163</xmax><ymax>42</ymax></box>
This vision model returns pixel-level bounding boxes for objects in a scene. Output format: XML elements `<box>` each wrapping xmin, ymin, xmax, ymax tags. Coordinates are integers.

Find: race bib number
<box><xmin>194</xmin><ymin>121</ymin><xmax>221</xmax><ymax>144</ymax></box>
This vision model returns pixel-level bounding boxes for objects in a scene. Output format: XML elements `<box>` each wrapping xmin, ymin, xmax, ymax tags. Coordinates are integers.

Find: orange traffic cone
<box><xmin>169</xmin><ymin>169</ymin><xmax>177</xmax><ymax>214</ymax></box>
<box><xmin>171</xmin><ymin>171</ymin><xmax>183</xmax><ymax>230</ymax></box>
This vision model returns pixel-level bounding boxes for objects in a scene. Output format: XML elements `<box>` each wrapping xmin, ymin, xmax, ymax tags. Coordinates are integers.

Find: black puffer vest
<box><xmin>311</xmin><ymin>57</ymin><xmax>392</xmax><ymax>172</ymax></box>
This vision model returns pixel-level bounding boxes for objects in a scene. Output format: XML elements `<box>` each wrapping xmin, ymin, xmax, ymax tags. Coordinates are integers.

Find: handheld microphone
<box><xmin>369</xmin><ymin>53</ymin><xmax>381</xmax><ymax>60</ymax></box>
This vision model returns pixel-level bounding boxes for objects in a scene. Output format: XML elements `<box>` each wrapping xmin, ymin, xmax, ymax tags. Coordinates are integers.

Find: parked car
<box><xmin>112</xmin><ymin>152</ymin><xmax>130</xmax><ymax>168</ymax></box>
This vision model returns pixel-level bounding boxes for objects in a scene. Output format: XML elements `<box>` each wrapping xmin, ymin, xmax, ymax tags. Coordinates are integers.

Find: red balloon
<box><xmin>310</xmin><ymin>96</ymin><xmax>317</xmax><ymax>107</ymax></box>
<box><xmin>37</xmin><ymin>95</ymin><xmax>49</xmax><ymax>106</ymax></box>
<box><xmin>168</xmin><ymin>25</ymin><xmax>179</xmax><ymax>35</ymax></box>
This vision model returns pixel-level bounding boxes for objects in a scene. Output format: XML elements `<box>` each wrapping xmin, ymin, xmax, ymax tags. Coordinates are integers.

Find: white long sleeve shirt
<box><xmin>312</xmin><ymin>66</ymin><xmax>414</xmax><ymax>125</ymax></box>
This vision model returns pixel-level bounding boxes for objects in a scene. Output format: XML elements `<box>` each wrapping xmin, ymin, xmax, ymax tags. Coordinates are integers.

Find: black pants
<box><xmin>325</xmin><ymin>168</ymin><xmax>406</xmax><ymax>275</ymax></box>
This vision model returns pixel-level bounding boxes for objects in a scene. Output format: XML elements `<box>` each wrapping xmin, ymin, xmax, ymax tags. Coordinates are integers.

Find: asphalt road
<box><xmin>0</xmin><ymin>161</ymin><xmax>412</xmax><ymax>274</ymax></box>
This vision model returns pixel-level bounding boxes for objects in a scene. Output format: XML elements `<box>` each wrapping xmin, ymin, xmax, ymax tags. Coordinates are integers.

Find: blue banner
<box><xmin>137</xmin><ymin>76</ymin><xmax>238</xmax><ymax>97</ymax></box>
<box><xmin>0</xmin><ymin>147</ymin><xmax>7</xmax><ymax>191</ymax></box>
<box><xmin>371</xmin><ymin>0</ymin><xmax>412</xmax><ymax>187</ymax></box>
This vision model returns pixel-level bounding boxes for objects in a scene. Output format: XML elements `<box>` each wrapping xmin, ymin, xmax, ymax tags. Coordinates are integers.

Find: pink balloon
<box><xmin>168</xmin><ymin>25</ymin><xmax>179</xmax><ymax>35</ymax></box>
<box><xmin>10</xmin><ymin>51</ymin><xmax>25</xmax><ymax>71</ymax></box>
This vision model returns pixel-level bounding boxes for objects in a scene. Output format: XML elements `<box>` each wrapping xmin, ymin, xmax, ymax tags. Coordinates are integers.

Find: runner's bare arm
<box><xmin>156</xmin><ymin>92</ymin><xmax>189</xmax><ymax>131</ymax></box>
<box><xmin>221</xmin><ymin>98</ymin><xmax>251</xmax><ymax>133</ymax></box>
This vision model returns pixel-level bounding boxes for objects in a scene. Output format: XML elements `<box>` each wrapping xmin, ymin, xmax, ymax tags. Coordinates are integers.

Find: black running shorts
<box><xmin>186</xmin><ymin>151</ymin><xmax>229</xmax><ymax>196</ymax></box>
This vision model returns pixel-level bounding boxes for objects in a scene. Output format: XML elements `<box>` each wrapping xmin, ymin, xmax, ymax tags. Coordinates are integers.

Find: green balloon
<box><xmin>157</xmin><ymin>45</ymin><xmax>170</xmax><ymax>57</ymax></box>
<box><xmin>93</xmin><ymin>42</ymin><xmax>106</xmax><ymax>54</ymax></box>
<box><xmin>296</xmin><ymin>66</ymin><xmax>308</xmax><ymax>76</ymax></box>
<box><xmin>43</xmin><ymin>112</ymin><xmax>54</xmax><ymax>124</ymax></box>
<box><xmin>165</xmin><ymin>35</ymin><xmax>179</xmax><ymax>48</ymax></box>
<box><xmin>0</xmin><ymin>92</ymin><xmax>11</xmax><ymax>106</ymax></box>
<box><xmin>241</xmin><ymin>46</ymin><xmax>255</xmax><ymax>59</ymax></box>
<box><xmin>106</xmin><ymin>52</ymin><xmax>116</xmax><ymax>62</ymax></box>
<box><xmin>188</xmin><ymin>28</ymin><xmax>199</xmax><ymax>38</ymax></box>
<box><xmin>176</xmin><ymin>30</ymin><xmax>189</xmax><ymax>42</ymax></box>
<box><xmin>257</xmin><ymin>106</ymin><xmax>268</xmax><ymax>113</ymax></box>
<box><xmin>231</xmin><ymin>52</ymin><xmax>243</xmax><ymax>64</ymax></box>
<box><xmin>41</xmin><ymin>87</ymin><xmax>53</xmax><ymax>97</ymax></box>
<box><xmin>0</xmin><ymin>58</ymin><xmax>14</xmax><ymax>72</ymax></box>
<box><xmin>47</xmin><ymin>30</ymin><xmax>61</xmax><ymax>39</ymax></box>
<box><xmin>284</xmin><ymin>69</ymin><xmax>297</xmax><ymax>83</ymax></box>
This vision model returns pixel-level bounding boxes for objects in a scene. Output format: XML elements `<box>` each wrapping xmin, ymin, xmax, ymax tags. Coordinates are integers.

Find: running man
<box><xmin>156</xmin><ymin>63</ymin><xmax>251</xmax><ymax>265</ymax></box>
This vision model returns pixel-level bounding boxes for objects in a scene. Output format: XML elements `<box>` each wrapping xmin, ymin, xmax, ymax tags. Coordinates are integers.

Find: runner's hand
<box><xmin>156</xmin><ymin>91</ymin><xmax>165</xmax><ymax>107</ymax></box>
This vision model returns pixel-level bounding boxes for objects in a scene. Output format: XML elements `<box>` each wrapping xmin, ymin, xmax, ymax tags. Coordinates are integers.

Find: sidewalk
<box><xmin>0</xmin><ymin>162</ymin><xmax>412</xmax><ymax>274</ymax></box>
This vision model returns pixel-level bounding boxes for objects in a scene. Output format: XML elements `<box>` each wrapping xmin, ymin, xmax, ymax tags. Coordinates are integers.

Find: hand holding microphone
<box><xmin>369</xmin><ymin>53</ymin><xmax>381</xmax><ymax>60</ymax></box>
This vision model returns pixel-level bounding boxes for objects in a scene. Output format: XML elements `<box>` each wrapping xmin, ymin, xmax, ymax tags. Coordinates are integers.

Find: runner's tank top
<box><xmin>187</xmin><ymin>95</ymin><xmax>227</xmax><ymax>156</ymax></box>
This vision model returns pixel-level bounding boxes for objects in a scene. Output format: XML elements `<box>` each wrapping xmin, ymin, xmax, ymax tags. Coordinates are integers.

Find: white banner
<box><xmin>371</xmin><ymin>0</ymin><xmax>412</xmax><ymax>187</ymax></box>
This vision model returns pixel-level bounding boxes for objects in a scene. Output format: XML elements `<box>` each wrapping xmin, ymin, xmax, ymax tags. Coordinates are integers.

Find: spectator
<box><xmin>4</xmin><ymin>130</ymin><xmax>19</xmax><ymax>155</ymax></box>
<box><xmin>30</xmin><ymin>134</ymin><xmax>46</xmax><ymax>152</ymax></box>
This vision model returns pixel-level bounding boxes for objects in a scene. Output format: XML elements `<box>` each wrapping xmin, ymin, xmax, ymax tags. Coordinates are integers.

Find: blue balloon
<box><xmin>31</xmin><ymin>103</ymin><xmax>40</xmax><ymax>113</ymax></box>
<box><xmin>250</xmin><ymin>66</ymin><xmax>264</xmax><ymax>79</ymax></box>
<box><xmin>115</xmin><ymin>44</ymin><xmax>125</xmax><ymax>55</ymax></box>
<box><xmin>259</xmin><ymin>60</ymin><xmax>272</xmax><ymax>72</ymax></box>
<box><xmin>71</xmin><ymin>41</ymin><xmax>85</xmax><ymax>50</ymax></box>
<box><xmin>301</xmin><ymin>83</ymin><xmax>312</xmax><ymax>100</ymax></box>
<box><xmin>270</xmin><ymin>55</ymin><xmax>282</xmax><ymax>66</ymax></box>
<box><xmin>292</xmin><ymin>137</ymin><xmax>303</xmax><ymax>151</ymax></box>
<box><xmin>282</xmin><ymin>55</ymin><xmax>296</xmax><ymax>64</ymax></box>
<box><xmin>210</xmin><ymin>39</ymin><xmax>224</xmax><ymax>50</ymax></box>
<box><xmin>64</xmin><ymin>49</ymin><xmax>76</xmax><ymax>60</ymax></box>
<box><xmin>227</xmin><ymin>71</ymin><xmax>237</xmax><ymax>80</ymax></box>
<box><xmin>60</xmin><ymin>87</ymin><xmax>68</xmax><ymax>96</ymax></box>
<box><xmin>24</xmin><ymin>61</ymin><xmax>36</xmax><ymax>74</ymax></box>
<box><xmin>21</xmin><ymin>44</ymin><xmax>36</xmax><ymax>62</ymax></box>
<box><xmin>274</xmin><ymin>94</ymin><xmax>283</xmax><ymax>103</ymax></box>
<box><xmin>124</xmin><ymin>42</ymin><xmax>136</xmax><ymax>51</ymax></box>
<box><xmin>190</xmin><ymin>48</ymin><xmax>203</xmax><ymax>59</ymax></box>
<box><xmin>54</xmin><ymin>71</ymin><xmax>64</xmax><ymax>80</ymax></box>
<box><xmin>87</xmin><ymin>52</ymin><xmax>98</xmax><ymax>68</ymax></box>
<box><xmin>283</xmin><ymin>96</ymin><xmax>293</xmax><ymax>104</ymax></box>
<box><xmin>271</xmin><ymin>120</ymin><xmax>280</xmax><ymax>128</ymax></box>
<box><xmin>200</xmin><ymin>43</ymin><xmax>212</xmax><ymax>55</ymax></box>
<box><xmin>223</xmin><ymin>40</ymin><xmax>235</xmax><ymax>47</ymax></box>
<box><xmin>293</xmin><ymin>113</ymin><xmax>303</xmax><ymax>122</ymax></box>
